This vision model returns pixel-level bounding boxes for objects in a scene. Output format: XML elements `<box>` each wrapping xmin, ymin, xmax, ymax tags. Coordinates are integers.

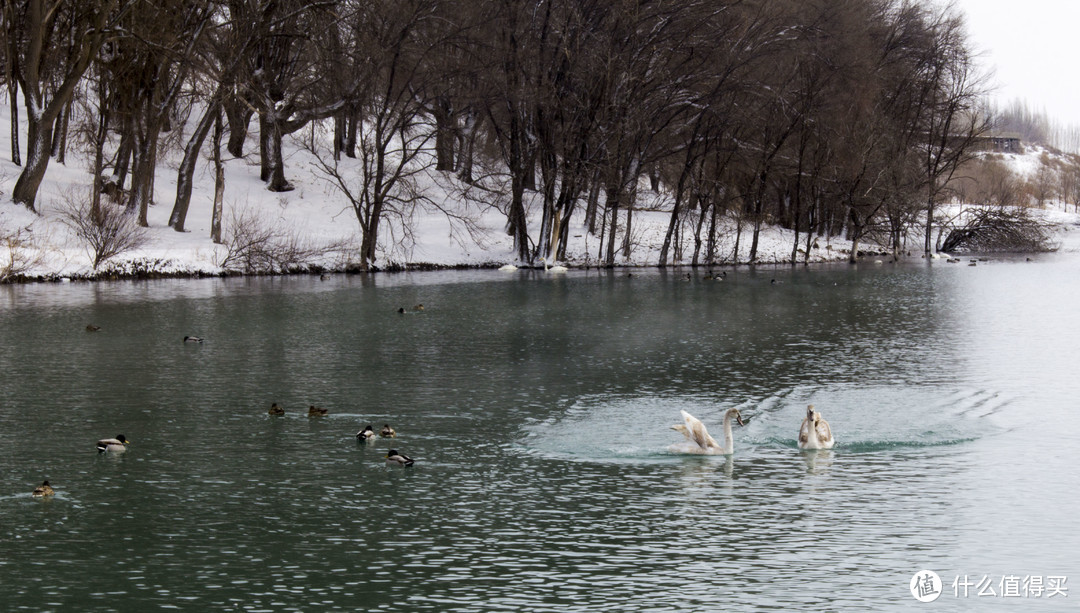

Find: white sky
<box><xmin>952</xmin><ymin>0</ymin><xmax>1080</xmax><ymax>127</ymax></box>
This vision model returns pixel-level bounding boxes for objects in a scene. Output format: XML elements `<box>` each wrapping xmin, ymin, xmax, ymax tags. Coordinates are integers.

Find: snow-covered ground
<box><xmin>2</xmin><ymin>101</ymin><xmax>1079</xmax><ymax>281</ymax></box>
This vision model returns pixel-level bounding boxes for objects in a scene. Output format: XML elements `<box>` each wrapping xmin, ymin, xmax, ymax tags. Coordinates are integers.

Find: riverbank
<box><xmin>3</xmin><ymin>108</ymin><xmax>1080</xmax><ymax>283</ymax></box>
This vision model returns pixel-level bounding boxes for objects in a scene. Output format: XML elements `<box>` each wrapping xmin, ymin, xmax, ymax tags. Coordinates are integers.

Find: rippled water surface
<box><xmin>3</xmin><ymin>258</ymin><xmax>1080</xmax><ymax>611</ymax></box>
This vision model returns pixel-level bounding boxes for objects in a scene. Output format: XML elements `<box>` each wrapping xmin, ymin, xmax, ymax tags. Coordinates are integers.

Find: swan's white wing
<box><xmin>681</xmin><ymin>410</ymin><xmax>720</xmax><ymax>449</ymax></box>
<box><xmin>672</xmin><ymin>424</ymin><xmax>693</xmax><ymax>442</ymax></box>
<box><xmin>815</xmin><ymin>418</ymin><xmax>835</xmax><ymax>447</ymax></box>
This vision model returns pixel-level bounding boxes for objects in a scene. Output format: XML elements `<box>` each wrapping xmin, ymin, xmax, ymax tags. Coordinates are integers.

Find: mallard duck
<box><xmin>380</xmin><ymin>424</ymin><xmax>396</xmax><ymax>438</ymax></box>
<box><xmin>357</xmin><ymin>425</ymin><xmax>376</xmax><ymax>442</ymax></box>
<box><xmin>308</xmin><ymin>405</ymin><xmax>328</xmax><ymax>416</ymax></box>
<box><xmin>97</xmin><ymin>434</ymin><xmax>129</xmax><ymax>453</ymax></box>
<box><xmin>268</xmin><ymin>403</ymin><xmax>285</xmax><ymax>415</ymax></box>
<box><xmin>183</xmin><ymin>336</ymin><xmax>204</xmax><ymax>343</ymax></box>
<box><xmin>86</xmin><ymin>324</ymin><xmax>101</xmax><ymax>332</ymax></box>
<box><xmin>385</xmin><ymin>449</ymin><xmax>414</xmax><ymax>467</ymax></box>
<box><xmin>413</xmin><ymin>304</ymin><xmax>424</xmax><ymax>311</ymax></box>
<box><xmin>32</xmin><ymin>480</ymin><xmax>55</xmax><ymax>497</ymax></box>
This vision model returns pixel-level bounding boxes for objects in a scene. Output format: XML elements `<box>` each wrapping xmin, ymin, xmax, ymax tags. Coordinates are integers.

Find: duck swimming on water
<box><xmin>32</xmin><ymin>481</ymin><xmax>55</xmax><ymax>497</ymax></box>
<box><xmin>357</xmin><ymin>425</ymin><xmax>376</xmax><ymax>442</ymax></box>
<box><xmin>385</xmin><ymin>449</ymin><xmax>414</xmax><ymax>467</ymax></box>
<box><xmin>97</xmin><ymin>434</ymin><xmax>129</xmax><ymax>453</ymax></box>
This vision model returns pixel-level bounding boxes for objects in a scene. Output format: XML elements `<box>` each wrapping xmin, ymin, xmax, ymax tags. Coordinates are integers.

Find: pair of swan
<box><xmin>668</xmin><ymin>404</ymin><xmax>834</xmax><ymax>455</ymax></box>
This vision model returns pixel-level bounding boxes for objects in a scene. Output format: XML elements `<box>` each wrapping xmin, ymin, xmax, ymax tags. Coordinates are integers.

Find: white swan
<box><xmin>798</xmin><ymin>405</ymin><xmax>835</xmax><ymax>450</ymax></box>
<box><xmin>498</xmin><ymin>264</ymin><xmax>518</xmax><ymax>271</ymax></box>
<box><xmin>541</xmin><ymin>258</ymin><xmax>568</xmax><ymax>273</ymax></box>
<box><xmin>669</xmin><ymin>408</ymin><xmax>743</xmax><ymax>455</ymax></box>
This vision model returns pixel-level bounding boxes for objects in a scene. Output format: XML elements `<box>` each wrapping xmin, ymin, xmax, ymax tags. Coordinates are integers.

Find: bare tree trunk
<box><xmin>261</xmin><ymin>109</ymin><xmax>292</xmax><ymax>192</ymax></box>
<box><xmin>126</xmin><ymin>125</ymin><xmax>159</xmax><ymax>227</ymax></box>
<box><xmin>91</xmin><ymin>71</ymin><xmax>108</xmax><ymax>220</ymax></box>
<box><xmin>584</xmin><ymin>168</ymin><xmax>601</xmax><ymax>235</ymax></box>
<box><xmin>258</xmin><ymin>112</ymin><xmax>271</xmax><ymax>182</ymax></box>
<box><xmin>706</xmin><ymin>202</ymin><xmax>720</xmax><ymax>265</ymax></box>
<box><xmin>333</xmin><ymin>110</ymin><xmax>345</xmax><ymax>161</ymax></box>
<box><xmin>455</xmin><ymin>108</ymin><xmax>477</xmax><ymax>183</ymax></box>
<box><xmin>105</xmin><ymin>114</ymin><xmax>134</xmax><ymax>199</ymax></box>
<box><xmin>224</xmin><ymin>95</ymin><xmax>251</xmax><ymax>158</ymax></box>
<box><xmin>432</xmin><ymin>96</ymin><xmax>455</xmax><ymax>171</ymax></box>
<box><xmin>621</xmin><ymin>182</ymin><xmax>636</xmax><ymax>259</ymax></box>
<box><xmin>170</xmin><ymin>98</ymin><xmax>222</xmax><ymax>231</ymax></box>
<box><xmin>604</xmin><ymin>182</ymin><xmax>620</xmax><ymax>266</ymax></box>
<box><xmin>344</xmin><ymin>106</ymin><xmax>358</xmax><ymax>158</ymax></box>
<box><xmin>4</xmin><ymin>52</ymin><xmax>19</xmax><ymax>165</ymax></box>
<box><xmin>7</xmin><ymin>82</ymin><xmax>19</xmax><ymax>165</ymax></box>
<box><xmin>12</xmin><ymin>123</ymin><xmax>54</xmax><ymax>212</ymax></box>
<box><xmin>691</xmin><ymin>196</ymin><xmax>705</xmax><ymax>266</ymax></box>
<box><xmin>211</xmin><ymin>110</ymin><xmax>224</xmax><ymax>244</ymax></box>
<box><xmin>50</xmin><ymin>98</ymin><xmax>71</xmax><ymax>163</ymax></box>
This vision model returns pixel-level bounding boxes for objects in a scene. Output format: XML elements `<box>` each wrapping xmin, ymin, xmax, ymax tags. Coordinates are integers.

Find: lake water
<box><xmin>2</xmin><ymin>257</ymin><xmax>1079</xmax><ymax>611</ymax></box>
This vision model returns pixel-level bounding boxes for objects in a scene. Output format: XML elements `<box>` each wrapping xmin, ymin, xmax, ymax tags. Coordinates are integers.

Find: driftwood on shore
<box><xmin>941</xmin><ymin>207</ymin><xmax>1056</xmax><ymax>253</ymax></box>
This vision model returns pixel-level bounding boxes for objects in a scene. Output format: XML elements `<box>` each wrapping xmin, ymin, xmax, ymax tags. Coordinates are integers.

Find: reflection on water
<box><xmin>2</xmin><ymin>260</ymin><xmax>1080</xmax><ymax>610</ymax></box>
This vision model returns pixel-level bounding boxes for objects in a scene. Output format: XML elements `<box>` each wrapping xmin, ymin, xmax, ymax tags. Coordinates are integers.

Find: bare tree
<box><xmin>8</xmin><ymin>0</ymin><xmax>123</xmax><ymax>211</ymax></box>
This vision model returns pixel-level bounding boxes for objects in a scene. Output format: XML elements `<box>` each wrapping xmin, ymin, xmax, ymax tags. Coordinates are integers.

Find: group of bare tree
<box><xmin>991</xmin><ymin>99</ymin><xmax>1080</xmax><ymax>154</ymax></box>
<box><xmin>2</xmin><ymin>0</ymin><xmax>989</xmax><ymax>270</ymax></box>
<box><xmin>949</xmin><ymin>150</ymin><xmax>1080</xmax><ymax>214</ymax></box>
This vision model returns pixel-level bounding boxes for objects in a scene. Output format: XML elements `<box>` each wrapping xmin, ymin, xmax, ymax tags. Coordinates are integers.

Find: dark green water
<box><xmin>2</xmin><ymin>260</ymin><xmax>1079</xmax><ymax>611</ymax></box>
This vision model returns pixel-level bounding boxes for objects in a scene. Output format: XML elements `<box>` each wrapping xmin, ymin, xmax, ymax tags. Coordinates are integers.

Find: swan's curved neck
<box><xmin>721</xmin><ymin>412</ymin><xmax>735</xmax><ymax>454</ymax></box>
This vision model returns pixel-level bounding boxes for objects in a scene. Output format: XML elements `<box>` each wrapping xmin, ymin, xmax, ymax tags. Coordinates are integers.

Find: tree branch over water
<box><xmin>941</xmin><ymin>207</ymin><xmax>1056</xmax><ymax>253</ymax></box>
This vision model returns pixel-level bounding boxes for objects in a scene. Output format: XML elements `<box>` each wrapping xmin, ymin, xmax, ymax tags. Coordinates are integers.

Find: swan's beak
<box><xmin>736</xmin><ymin>413</ymin><xmax>745</xmax><ymax>426</ymax></box>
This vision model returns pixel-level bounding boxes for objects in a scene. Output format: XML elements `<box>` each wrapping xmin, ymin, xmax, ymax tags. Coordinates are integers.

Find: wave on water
<box><xmin>520</xmin><ymin>385</ymin><xmax>1009</xmax><ymax>461</ymax></box>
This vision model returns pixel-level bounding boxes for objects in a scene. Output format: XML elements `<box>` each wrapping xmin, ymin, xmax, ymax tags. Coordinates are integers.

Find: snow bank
<box><xmin>2</xmin><ymin>102</ymin><xmax>1077</xmax><ymax>281</ymax></box>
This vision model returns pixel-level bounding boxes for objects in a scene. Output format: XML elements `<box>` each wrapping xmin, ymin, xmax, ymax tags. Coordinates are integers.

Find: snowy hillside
<box><xmin>1</xmin><ymin>99</ymin><xmax>1077</xmax><ymax>281</ymax></box>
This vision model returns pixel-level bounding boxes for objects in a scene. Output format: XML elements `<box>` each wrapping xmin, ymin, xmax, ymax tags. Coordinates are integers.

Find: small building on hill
<box><xmin>973</xmin><ymin>132</ymin><xmax>1023</xmax><ymax>154</ymax></box>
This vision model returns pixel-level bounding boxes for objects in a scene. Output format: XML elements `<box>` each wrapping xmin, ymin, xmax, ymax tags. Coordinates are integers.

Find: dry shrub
<box><xmin>216</xmin><ymin>206</ymin><xmax>348</xmax><ymax>273</ymax></box>
<box><xmin>57</xmin><ymin>191</ymin><xmax>149</xmax><ymax>269</ymax></box>
<box><xmin>0</xmin><ymin>225</ymin><xmax>47</xmax><ymax>282</ymax></box>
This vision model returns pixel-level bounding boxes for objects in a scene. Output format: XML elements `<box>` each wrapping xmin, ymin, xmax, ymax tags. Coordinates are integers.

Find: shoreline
<box><xmin>0</xmin><ymin>245</ymin><xmax>988</xmax><ymax>285</ymax></box>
